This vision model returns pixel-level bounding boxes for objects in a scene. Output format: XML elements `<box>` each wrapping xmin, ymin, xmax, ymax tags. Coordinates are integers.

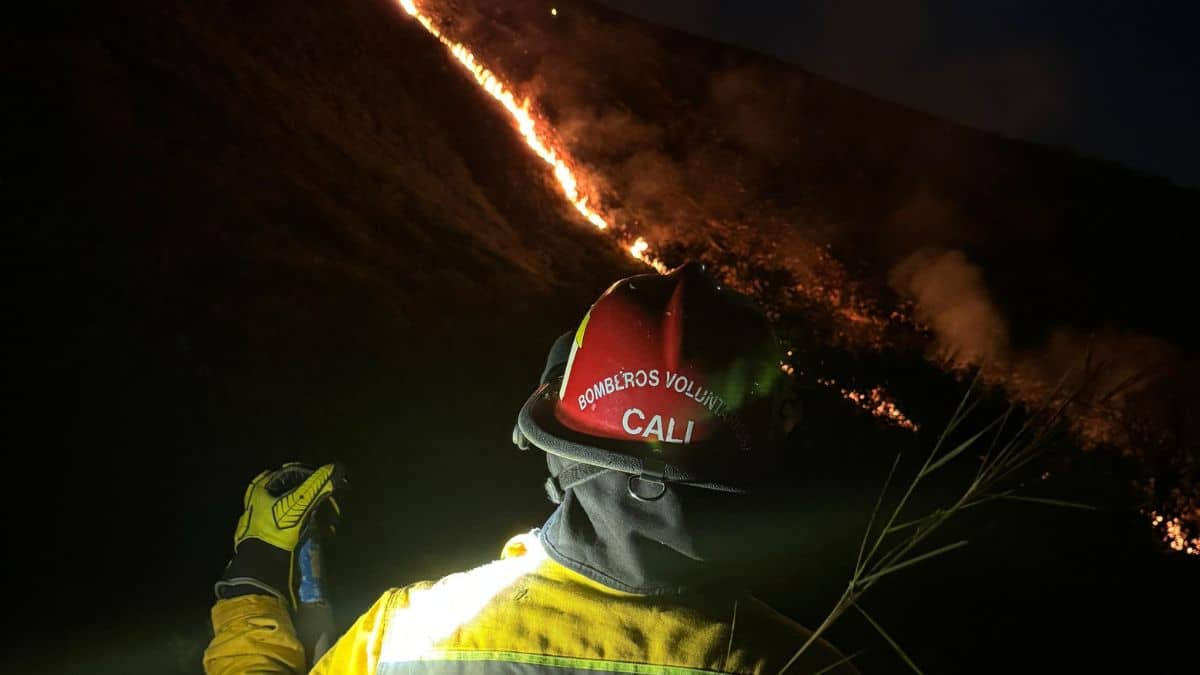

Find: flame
<box><xmin>398</xmin><ymin>0</ymin><xmax>673</xmax><ymax>269</ymax></box>
<box><xmin>629</xmin><ymin>237</ymin><xmax>667</xmax><ymax>273</ymax></box>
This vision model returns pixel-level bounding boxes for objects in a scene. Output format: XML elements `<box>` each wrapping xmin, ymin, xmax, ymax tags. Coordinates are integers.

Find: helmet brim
<box><xmin>517</xmin><ymin>382</ymin><xmax>749</xmax><ymax>494</ymax></box>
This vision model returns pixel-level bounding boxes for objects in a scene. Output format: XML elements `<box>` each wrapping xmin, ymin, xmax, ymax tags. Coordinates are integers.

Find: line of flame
<box><xmin>398</xmin><ymin>0</ymin><xmax>666</xmax><ymax>273</ymax></box>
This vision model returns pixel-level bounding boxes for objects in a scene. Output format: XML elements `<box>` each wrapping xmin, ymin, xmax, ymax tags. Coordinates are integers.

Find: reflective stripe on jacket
<box><xmin>204</xmin><ymin>532</ymin><xmax>852</xmax><ymax>675</ymax></box>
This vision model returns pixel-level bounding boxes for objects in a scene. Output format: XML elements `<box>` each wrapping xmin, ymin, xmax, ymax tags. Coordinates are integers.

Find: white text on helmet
<box><xmin>664</xmin><ymin>371</ymin><xmax>727</xmax><ymax>416</ymax></box>
<box><xmin>577</xmin><ymin>369</ymin><xmax>660</xmax><ymax>410</ymax></box>
<box><xmin>621</xmin><ymin>408</ymin><xmax>695</xmax><ymax>444</ymax></box>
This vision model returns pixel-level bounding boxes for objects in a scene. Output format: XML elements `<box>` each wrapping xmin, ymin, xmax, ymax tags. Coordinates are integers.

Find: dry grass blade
<box><xmin>856</xmin><ymin>452</ymin><xmax>903</xmax><ymax>576</ymax></box>
<box><xmin>779</xmin><ymin>370</ymin><xmax>1089</xmax><ymax>673</ymax></box>
<box><xmin>922</xmin><ymin>416</ymin><xmax>1004</xmax><ymax>477</ymax></box>
<box><xmin>808</xmin><ymin>650</ymin><xmax>864</xmax><ymax>675</ymax></box>
<box><xmin>999</xmin><ymin>494</ymin><xmax>1096</xmax><ymax>510</ymax></box>
<box><xmin>856</xmin><ymin>540</ymin><xmax>968</xmax><ymax>587</ymax></box>
<box><xmin>853</xmin><ymin>603</ymin><xmax>925</xmax><ymax>675</ymax></box>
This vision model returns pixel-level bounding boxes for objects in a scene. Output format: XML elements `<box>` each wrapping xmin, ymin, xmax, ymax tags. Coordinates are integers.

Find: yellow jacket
<box><xmin>204</xmin><ymin>532</ymin><xmax>851</xmax><ymax>675</ymax></box>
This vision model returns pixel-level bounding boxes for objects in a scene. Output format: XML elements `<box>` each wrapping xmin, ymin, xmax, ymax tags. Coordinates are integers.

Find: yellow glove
<box><xmin>215</xmin><ymin>462</ymin><xmax>346</xmax><ymax>608</ymax></box>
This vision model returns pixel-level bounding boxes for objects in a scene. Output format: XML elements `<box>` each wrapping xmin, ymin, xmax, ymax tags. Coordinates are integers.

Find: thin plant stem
<box><xmin>854</xmin><ymin>603</ymin><xmax>925</xmax><ymax>674</ymax></box>
<box><xmin>780</xmin><ymin>369</ymin><xmax>1088</xmax><ymax>674</ymax></box>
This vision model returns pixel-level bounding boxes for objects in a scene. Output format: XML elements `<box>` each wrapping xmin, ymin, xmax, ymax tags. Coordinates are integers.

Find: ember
<box><xmin>817</xmin><ymin>378</ymin><xmax>920</xmax><ymax>431</ymax></box>
<box><xmin>1151</xmin><ymin>511</ymin><xmax>1200</xmax><ymax>556</ymax></box>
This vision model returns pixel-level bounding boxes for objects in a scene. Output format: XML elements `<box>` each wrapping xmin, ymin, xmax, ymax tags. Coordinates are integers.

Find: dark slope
<box><xmin>13</xmin><ymin>0</ymin><xmax>1197</xmax><ymax>673</ymax></box>
<box><xmin>37</xmin><ymin>0</ymin><xmax>640</xmax><ymax>315</ymax></box>
<box><xmin>18</xmin><ymin>0</ymin><xmax>641</xmax><ymax>671</ymax></box>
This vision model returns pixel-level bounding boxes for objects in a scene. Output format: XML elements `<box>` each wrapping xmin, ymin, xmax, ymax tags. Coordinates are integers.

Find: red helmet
<box><xmin>516</xmin><ymin>263</ymin><xmax>789</xmax><ymax>501</ymax></box>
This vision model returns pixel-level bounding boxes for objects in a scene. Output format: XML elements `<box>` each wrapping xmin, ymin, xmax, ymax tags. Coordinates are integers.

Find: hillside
<box><xmin>13</xmin><ymin>0</ymin><xmax>1197</xmax><ymax>672</ymax></box>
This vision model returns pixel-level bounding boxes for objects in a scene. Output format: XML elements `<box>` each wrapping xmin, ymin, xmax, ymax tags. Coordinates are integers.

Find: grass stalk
<box><xmin>778</xmin><ymin>372</ymin><xmax>1091</xmax><ymax>673</ymax></box>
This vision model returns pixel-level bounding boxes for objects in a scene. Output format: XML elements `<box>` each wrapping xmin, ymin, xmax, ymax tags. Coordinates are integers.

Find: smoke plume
<box><xmin>889</xmin><ymin>249</ymin><xmax>1009</xmax><ymax>367</ymax></box>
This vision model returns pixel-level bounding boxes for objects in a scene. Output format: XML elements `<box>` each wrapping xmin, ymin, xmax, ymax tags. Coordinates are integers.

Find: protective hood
<box><xmin>539</xmin><ymin>453</ymin><xmax>765</xmax><ymax>595</ymax></box>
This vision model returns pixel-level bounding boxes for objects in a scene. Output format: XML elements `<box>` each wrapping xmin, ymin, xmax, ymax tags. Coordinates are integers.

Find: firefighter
<box><xmin>204</xmin><ymin>263</ymin><xmax>854</xmax><ymax>674</ymax></box>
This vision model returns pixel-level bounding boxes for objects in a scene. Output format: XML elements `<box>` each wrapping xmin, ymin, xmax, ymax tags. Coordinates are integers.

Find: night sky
<box><xmin>598</xmin><ymin>0</ymin><xmax>1200</xmax><ymax>188</ymax></box>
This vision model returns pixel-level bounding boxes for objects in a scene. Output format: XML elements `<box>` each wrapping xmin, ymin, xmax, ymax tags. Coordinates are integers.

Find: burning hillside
<box><xmin>20</xmin><ymin>0</ymin><xmax>1199</xmax><ymax>671</ymax></box>
<box><xmin>395</xmin><ymin>0</ymin><xmax>1198</xmax><ymax>553</ymax></box>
